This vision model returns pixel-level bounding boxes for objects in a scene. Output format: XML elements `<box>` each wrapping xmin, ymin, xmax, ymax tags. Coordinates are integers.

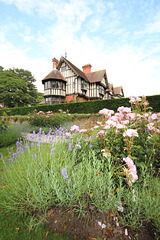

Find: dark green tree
<box><xmin>8</xmin><ymin>68</ymin><xmax>43</xmax><ymax>105</ymax></box>
<box><xmin>0</xmin><ymin>66</ymin><xmax>4</xmax><ymax>72</ymax></box>
<box><xmin>0</xmin><ymin>71</ymin><xmax>30</xmax><ymax>107</ymax></box>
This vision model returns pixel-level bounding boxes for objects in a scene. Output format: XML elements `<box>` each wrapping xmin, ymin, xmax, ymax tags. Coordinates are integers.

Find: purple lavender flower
<box><xmin>51</xmin><ymin>149</ymin><xmax>54</xmax><ymax>155</ymax></box>
<box><xmin>69</xmin><ymin>143</ymin><xmax>72</xmax><ymax>151</ymax></box>
<box><xmin>7</xmin><ymin>159</ymin><xmax>13</xmax><ymax>163</ymax></box>
<box><xmin>62</xmin><ymin>168</ymin><xmax>68</xmax><ymax>179</ymax></box>
<box><xmin>89</xmin><ymin>144</ymin><xmax>92</xmax><ymax>148</ymax></box>
<box><xmin>13</xmin><ymin>153</ymin><xmax>17</xmax><ymax>159</ymax></box>
<box><xmin>39</xmin><ymin>162</ymin><xmax>41</xmax><ymax>165</ymax></box>
<box><xmin>68</xmin><ymin>193</ymin><xmax>73</xmax><ymax>197</ymax></box>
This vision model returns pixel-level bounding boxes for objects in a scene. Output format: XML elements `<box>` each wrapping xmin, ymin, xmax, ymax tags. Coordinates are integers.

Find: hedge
<box><xmin>0</xmin><ymin>95</ymin><xmax>160</xmax><ymax>116</ymax></box>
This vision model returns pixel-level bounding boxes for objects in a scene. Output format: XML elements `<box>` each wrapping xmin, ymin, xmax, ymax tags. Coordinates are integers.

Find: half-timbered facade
<box><xmin>42</xmin><ymin>56</ymin><xmax>124</xmax><ymax>104</ymax></box>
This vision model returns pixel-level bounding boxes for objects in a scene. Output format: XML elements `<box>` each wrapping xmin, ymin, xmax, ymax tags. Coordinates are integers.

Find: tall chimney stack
<box><xmin>52</xmin><ymin>57</ymin><xmax>59</xmax><ymax>69</ymax></box>
<box><xmin>82</xmin><ymin>64</ymin><xmax>92</xmax><ymax>73</ymax></box>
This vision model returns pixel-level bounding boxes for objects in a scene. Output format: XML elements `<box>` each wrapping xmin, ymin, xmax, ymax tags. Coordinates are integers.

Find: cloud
<box><xmin>1</xmin><ymin>0</ymin><xmax>92</xmax><ymax>21</ymax></box>
<box><xmin>0</xmin><ymin>0</ymin><xmax>160</xmax><ymax>97</ymax></box>
<box><xmin>1</xmin><ymin>23</ymin><xmax>160</xmax><ymax>97</ymax></box>
<box><xmin>136</xmin><ymin>10</ymin><xmax>160</xmax><ymax>35</ymax></box>
<box><xmin>0</xmin><ymin>39</ymin><xmax>51</xmax><ymax>92</ymax></box>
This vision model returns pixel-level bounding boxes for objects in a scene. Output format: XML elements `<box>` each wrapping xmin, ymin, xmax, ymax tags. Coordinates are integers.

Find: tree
<box><xmin>0</xmin><ymin>71</ymin><xmax>30</xmax><ymax>107</ymax></box>
<box><xmin>0</xmin><ymin>66</ymin><xmax>4</xmax><ymax>72</ymax></box>
<box><xmin>8</xmin><ymin>68</ymin><xmax>42</xmax><ymax>106</ymax></box>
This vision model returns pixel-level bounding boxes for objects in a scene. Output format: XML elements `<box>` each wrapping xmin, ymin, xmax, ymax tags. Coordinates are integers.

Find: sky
<box><xmin>0</xmin><ymin>0</ymin><xmax>160</xmax><ymax>97</ymax></box>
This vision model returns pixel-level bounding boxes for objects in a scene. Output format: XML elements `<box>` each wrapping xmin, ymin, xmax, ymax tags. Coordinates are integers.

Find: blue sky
<box><xmin>0</xmin><ymin>0</ymin><xmax>160</xmax><ymax>97</ymax></box>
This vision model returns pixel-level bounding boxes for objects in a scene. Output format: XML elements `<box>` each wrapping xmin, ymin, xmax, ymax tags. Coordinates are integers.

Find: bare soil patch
<box><xmin>44</xmin><ymin>206</ymin><xmax>157</xmax><ymax>240</ymax></box>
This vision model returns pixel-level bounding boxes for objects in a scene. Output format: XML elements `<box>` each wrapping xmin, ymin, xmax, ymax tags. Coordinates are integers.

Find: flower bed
<box><xmin>0</xmin><ymin>96</ymin><xmax>160</xmax><ymax>239</ymax></box>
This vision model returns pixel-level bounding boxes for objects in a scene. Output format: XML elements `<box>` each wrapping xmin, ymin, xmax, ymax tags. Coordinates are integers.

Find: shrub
<box><xmin>28</xmin><ymin>110</ymin><xmax>73</xmax><ymax>128</ymax></box>
<box><xmin>0</xmin><ymin>124</ymin><xmax>29</xmax><ymax>147</ymax></box>
<box><xmin>0</xmin><ymin>121</ymin><xmax>8</xmax><ymax>134</ymax></box>
<box><xmin>0</xmin><ymin>105</ymin><xmax>8</xmax><ymax>133</ymax></box>
<box><xmin>0</xmin><ymin>95</ymin><xmax>159</xmax><ymax>116</ymax></box>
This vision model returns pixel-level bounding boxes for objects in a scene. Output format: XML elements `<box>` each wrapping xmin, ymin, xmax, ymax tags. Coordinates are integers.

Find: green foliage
<box><xmin>0</xmin><ymin>118</ymin><xmax>8</xmax><ymax>133</ymax></box>
<box><xmin>0</xmin><ymin>94</ymin><xmax>159</xmax><ymax>117</ymax></box>
<box><xmin>0</xmin><ymin>124</ymin><xmax>29</xmax><ymax>147</ymax></box>
<box><xmin>0</xmin><ymin>67</ymin><xmax>43</xmax><ymax>108</ymax></box>
<box><xmin>0</xmin><ymin>96</ymin><xmax>160</xmax><ymax>235</ymax></box>
<box><xmin>0</xmin><ymin>106</ymin><xmax>8</xmax><ymax>133</ymax></box>
<box><xmin>28</xmin><ymin>110</ymin><xmax>73</xmax><ymax>128</ymax></box>
<box><xmin>0</xmin><ymin>211</ymin><xmax>71</xmax><ymax>240</ymax></box>
<box><xmin>9</xmin><ymin>68</ymin><xmax>43</xmax><ymax>106</ymax></box>
<box><xmin>121</xmin><ymin>175</ymin><xmax>160</xmax><ymax>229</ymax></box>
<box><xmin>0</xmin><ymin>71</ymin><xmax>30</xmax><ymax>107</ymax></box>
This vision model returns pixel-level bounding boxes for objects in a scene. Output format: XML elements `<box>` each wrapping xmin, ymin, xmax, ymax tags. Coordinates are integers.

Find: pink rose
<box><xmin>79</xmin><ymin>129</ymin><xmax>87</xmax><ymax>133</ymax></box>
<box><xmin>123</xmin><ymin>129</ymin><xmax>139</xmax><ymax>137</ymax></box>
<box><xmin>123</xmin><ymin>157</ymin><xmax>134</xmax><ymax>169</ymax></box>
<box><xmin>70</xmin><ymin>125</ymin><xmax>79</xmax><ymax>132</ymax></box>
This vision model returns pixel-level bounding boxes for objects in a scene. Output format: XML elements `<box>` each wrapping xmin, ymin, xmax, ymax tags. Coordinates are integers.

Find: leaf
<box><xmin>15</xmin><ymin>228</ymin><xmax>20</xmax><ymax>234</ymax></box>
<box><xmin>88</xmin><ymin>235</ymin><xmax>97</xmax><ymax>240</ymax></box>
<box><xmin>110</xmin><ymin>210</ymin><xmax>116</xmax><ymax>217</ymax></box>
<box><xmin>29</xmin><ymin>226</ymin><xmax>33</xmax><ymax>234</ymax></box>
<box><xmin>90</xmin><ymin>191</ymin><xmax>94</xmax><ymax>199</ymax></box>
<box><xmin>45</xmin><ymin>231</ymin><xmax>49</xmax><ymax>239</ymax></box>
<box><xmin>106</xmin><ymin>227</ymin><xmax>113</xmax><ymax>238</ymax></box>
<box><xmin>0</xmin><ymin>184</ymin><xmax>7</xmax><ymax>189</ymax></box>
<box><xmin>48</xmin><ymin>212</ymin><xmax>55</xmax><ymax>218</ymax></box>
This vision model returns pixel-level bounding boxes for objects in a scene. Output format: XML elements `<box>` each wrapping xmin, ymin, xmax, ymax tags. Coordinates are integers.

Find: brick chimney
<box><xmin>82</xmin><ymin>64</ymin><xmax>92</xmax><ymax>73</ymax></box>
<box><xmin>52</xmin><ymin>57</ymin><xmax>59</xmax><ymax>69</ymax></box>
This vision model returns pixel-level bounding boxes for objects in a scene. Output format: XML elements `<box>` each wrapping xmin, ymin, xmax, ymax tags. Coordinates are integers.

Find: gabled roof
<box><xmin>57</xmin><ymin>56</ymin><xmax>89</xmax><ymax>82</ymax></box>
<box><xmin>85</xmin><ymin>70</ymin><xmax>106</xmax><ymax>83</ymax></box>
<box><xmin>108</xmin><ymin>83</ymin><xmax>113</xmax><ymax>90</ymax></box>
<box><xmin>42</xmin><ymin>69</ymin><xmax>66</xmax><ymax>83</ymax></box>
<box><xmin>106</xmin><ymin>83</ymin><xmax>114</xmax><ymax>93</ymax></box>
<box><xmin>113</xmin><ymin>86</ymin><xmax>124</xmax><ymax>96</ymax></box>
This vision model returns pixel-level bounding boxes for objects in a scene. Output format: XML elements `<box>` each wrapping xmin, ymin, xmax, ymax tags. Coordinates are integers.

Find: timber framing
<box><xmin>42</xmin><ymin>56</ymin><xmax>124</xmax><ymax>104</ymax></box>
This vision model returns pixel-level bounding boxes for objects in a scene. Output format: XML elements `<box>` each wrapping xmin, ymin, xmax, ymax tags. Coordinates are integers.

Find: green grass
<box><xmin>0</xmin><ymin>211</ymin><xmax>71</xmax><ymax>240</ymax></box>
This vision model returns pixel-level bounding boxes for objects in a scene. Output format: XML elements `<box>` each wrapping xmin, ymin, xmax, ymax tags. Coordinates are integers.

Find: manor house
<box><xmin>42</xmin><ymin>56</ymin><xmax>124</xmax><ymax>104</ymax></box>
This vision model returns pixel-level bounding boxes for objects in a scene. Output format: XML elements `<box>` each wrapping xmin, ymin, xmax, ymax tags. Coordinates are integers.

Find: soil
<box><xmin>44</xmin><ymin>206</ymin><xmax>158</xmax><ymax>240</ymax></box>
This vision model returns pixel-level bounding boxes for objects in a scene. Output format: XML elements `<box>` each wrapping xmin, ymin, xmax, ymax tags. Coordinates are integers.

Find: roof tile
<box><xmin>42</xmin><ymin>70</ymin><xmax>66</xmax><ymax>83</ymax></box>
